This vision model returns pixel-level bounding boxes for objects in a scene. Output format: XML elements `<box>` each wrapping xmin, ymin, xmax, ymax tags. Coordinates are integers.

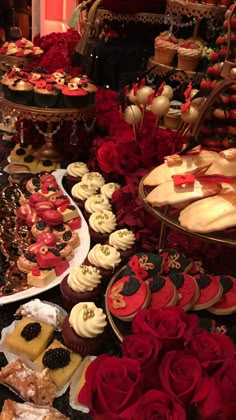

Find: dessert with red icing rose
<box><xmin>208</xmin><ymin>275</ymin><xmax>236</xmax><ymax>315</ymax></box>
<box><xmin>147</xmin><ymin>275</ymin><xmax>178</xmax><ymax>310</ymax></box>
<box><xmin>123</xmin><ymin>252</ymin><xmax>164</xmax><ymax>280</ymax></box>
<box><xmin>107</xmin><ymin>275</ymin><xmax>151</xmax><ymax>321</ymax></box>
<box><xmin>192</xmin><ymin>274</ymin><xmax>223</xmax><ymax>310</ymax></box>
<box><xmin>62</xmin><ymin>302</ymin><xmax>107</xmax><ymax>356</ymax></box>
<box><xmin>60</xmin><ymin>264</ymin><xmax>102</xmax><ymax>310</ymax></box>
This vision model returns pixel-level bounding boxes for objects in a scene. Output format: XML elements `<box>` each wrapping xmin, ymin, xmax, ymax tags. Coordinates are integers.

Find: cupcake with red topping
<box><xmin>178</xmin><ymin>40</ymin><xmax>203</xmax><ymax>72</ymax></box>
<box><xmin>34</xmin><ymin>80</ymin><xmax>59</xmax><ymax>108</ymax></box>
<box><xmin>62</xmin><ymin>82</ymin><xmax>89</xmax><ymax>108</ymax></box>
<box><xmin>60</xmin><ymin>264</ymin><xmax>102</xmax><ymax>310</ymax></box>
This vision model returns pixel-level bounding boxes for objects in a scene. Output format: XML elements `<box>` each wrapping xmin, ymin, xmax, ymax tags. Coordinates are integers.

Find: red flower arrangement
<box><xmin>78</xmin><ymin>307</ymin><xmax>236</xmax><ymax>420</ymax></box>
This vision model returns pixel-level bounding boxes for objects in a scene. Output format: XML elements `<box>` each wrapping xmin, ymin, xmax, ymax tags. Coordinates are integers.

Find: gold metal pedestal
<box><xmin>1</xmin><ymin>98</ymin><xmax>96</xmax><ymax>162</ymax></box>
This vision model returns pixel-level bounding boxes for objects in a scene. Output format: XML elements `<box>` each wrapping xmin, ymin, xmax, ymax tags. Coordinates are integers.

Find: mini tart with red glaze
<box><xmin>146</xmin><ymin>275</ymin><xmax>178</xmax><ymax>310</ymax></box>
<box><xmin>169</xmin><ymin>273</ymin><xmax>200</xmax><ymax>311</ymax></box>
<box><xmin>192</xmin><ymin>274</ymin><xmax>223</xmax><ymax>311</ymax></box>
<box><xmin>208</xmin><ymin>275</ymin><xmax>236</xmax><ymax>315</ymax></box>
<box><xmin>107</xmin><ymin>275</ymin><xmax>151</xmax><ymax>321</ymax></box>
<box><xmin>160</xmin><ymin>248</ymin><xmax>192</xmax><ymax>275</ymax></box>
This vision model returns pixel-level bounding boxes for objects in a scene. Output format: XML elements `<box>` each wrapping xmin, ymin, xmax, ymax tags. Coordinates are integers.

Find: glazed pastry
<box><xmin>4</xmin><ymin>317</ymin><xmax>54</xmax><ymax>360</ymax></box>
<box><xmin>62</xmin><ymin>302</ymin><xmax>107</xmax><ymax>356</ymax></box>
<box><xmin>0</xmin><ymin>400</ymin><xmax>69</xmax><ymax>420</ymax></box>
<box><xmin>179</xmin><ymin>193</ymin><xmax>236</xmax><ymax>233</ymax></box>
<box><xmin>208</xmin><ymin>275</ymin><xmax>236</xmax><ymax>315</ymax></box>
<box><xmin>107</xmin><ymin>276</ymin><xmax>151</xmax><ymax>321</ymax></box>
<box><xmin>35</xmin><ymin>339</ymin><xmax>82</xmax><ymax>390</ymax></box>
<box><xmin>81</xmin><ymin>172</ymin><xmax>105</xmax><ymax>189</ymax></box>
<box><xmin>169</xmin><ymin>273</ymin><xmax>200</xmax><ymax>311</ymax></box>
<box><xmin>143</xmin><ymin>150</ymin><xmax>219</xmax><ymax>186</ymax></box>
<box><xmin>15</xmin><ymin>298</ymin><xmax>66</xmax><ymax>330</ymax></box>
<box><xmin>100</xmin><ymin>182</ymin><xmax>121</xmax><ymax>199</ymax></box>
<box><xmin>192</xmin><ymin>274</ymin><xmax>223</xmax><ymax>311</ymax></box>
<box><xmin>147</xmin><ymin>275</ymin><xmax>178</xmax><ymax>310</ymax></box>
<box><xmin>0</xmin><ymin>359</ymin><xmax>56</xmax><ymax>406</ymax></box>
<box><xmin>145</xmin><ymin>178</ymin><xmax>221</xmax><ymax>207</ymax></box>
<box><xmin>160</xmin><ymin>249</ymin><xmax>192</xmax><ymax>274</ymax></box>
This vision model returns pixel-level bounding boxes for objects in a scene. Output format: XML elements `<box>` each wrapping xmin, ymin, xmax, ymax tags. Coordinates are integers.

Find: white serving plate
<box><xmin>0</xmin><ymin>169</ymin><xmax>90</xmax><ymax>305</ymax></box>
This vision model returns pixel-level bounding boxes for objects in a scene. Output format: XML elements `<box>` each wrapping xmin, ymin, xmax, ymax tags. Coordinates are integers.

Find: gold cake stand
<box><xmin>1</xmin><ymin>97</ymin><xmax>96</xmax><ymax>162</ymax></box>
<box><xmin>0</xmin><ymin>54</ymin><xmax>38</xmax><ymax>72</ymax></box>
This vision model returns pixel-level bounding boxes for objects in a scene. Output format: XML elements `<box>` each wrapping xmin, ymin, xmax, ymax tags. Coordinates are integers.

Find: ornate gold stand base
<box><xmin>32</xmin><ymin>135</ymin><xmax>62</xmax><ymax>162</ymax></box>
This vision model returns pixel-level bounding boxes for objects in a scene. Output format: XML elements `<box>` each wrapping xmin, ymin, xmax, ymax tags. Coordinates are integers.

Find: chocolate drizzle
<box><xmin>149</xmin><ymin>276</ymin><xmax>165</xmax><ymax>293</ymax></box>
<box><xmin>121</xmin><ymin>277</ymin><xmax>140</xmax><ymax>296</ymax></box>
<box><xmin>169</xmin><ymin>274</ymin><xmax>184</xmax><ymax>289</ymax></box>
<box><xmin>196</xmin><ymin>275</ymin><xmax>211</xmax><ymax>289</ymax></box>
<box><xmin>220</xmin><ymin>276</ymin><xmax>233</xmax><ymax>293</ymax></box>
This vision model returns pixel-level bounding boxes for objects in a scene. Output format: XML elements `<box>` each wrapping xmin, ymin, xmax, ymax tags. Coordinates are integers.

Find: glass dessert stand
<box><xmin>1</xmin><ymin>97</ymin><xmax>96</xmax><ymax>162</ymax></box>
<box><xmin>138</xmin><ymin>174</ymin><xmax>236</xmax><ymax>250</ymax></box>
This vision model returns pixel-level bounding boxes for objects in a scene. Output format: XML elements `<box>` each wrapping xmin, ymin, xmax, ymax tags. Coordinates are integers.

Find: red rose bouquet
<box><xmin>78</xmin><ymin>306</ymin><xmax>236</xmax><ymax>420</ymax></box>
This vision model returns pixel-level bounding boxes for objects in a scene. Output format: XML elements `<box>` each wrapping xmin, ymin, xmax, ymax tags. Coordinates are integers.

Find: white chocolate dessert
<box><xmin>146</xmin><ymin>179</ymin><xmax>221</xmax><ymax>207</ymax></box>
<box><xmin>144</xmin><ymin>150</ymin><xmax>219</xmax><ymax>186</ymax></box>
<box><xmin>179</xmin><ymin>193</ymin><xmax>236</xmax><ymax>233</ymax></box>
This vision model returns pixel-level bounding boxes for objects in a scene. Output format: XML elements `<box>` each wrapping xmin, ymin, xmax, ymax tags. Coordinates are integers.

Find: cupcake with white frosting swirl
<box><xmin>71</xmin><ymin>182</ymin><xmax>98</xmax><ymax>208</ymax></box>
<box><xmin>85</xmin><ymin>243</ymin><xmax>121</xmax><ymax>283</ymax></box>
<box><xmin>84</xmin><ymin>194</ymin><xmax>112</xmax><ymax>219</ymax></box>
<box><xmin>60</xmin><ymin>265</ymin><xmax>102</xmax><ymax>310</ymax></box>
<box><xmin>100</xmin><ymin>182</ymin><xmax>121</xmax><ymax>200</ymax></box>
<box><xmin>81</xmin><ymin>172</ymin><xmax>105</xmax><ymax>189</ymax></box>
<box><xmin>66</xmin><ymin>162</ymin><xmax>89</xmax><ymax>188</ymax></box>
<box><xmin>88</xmin><ymin>209</ymin><xmax>117</xmax><ymax>244</ymax></box>
<box><xmin>108</xmin><ymin>228</ymin><xmax>136</xmax><ymax>260</ymax></box>
<box><xmin>62</xmin><ymin>302</ymin><xmax>107</xmax><ymax>356</ymax></box>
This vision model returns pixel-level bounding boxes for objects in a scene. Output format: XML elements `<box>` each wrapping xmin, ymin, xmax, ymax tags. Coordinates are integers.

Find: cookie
<box><xmin>107</xmin><ymin>276</ymin><xmax>151</xmax><ymax>321</ymax></box>
<box><xmin>208</xmin><ymin>276</ymin><xmax>236</xmax><ymax>315</ymax></box>
<box><xmin>147</xmin><ymin>275</ymin><xmax>178</xmax><ymax>310</ymax></box>
<box><xmin>124</xmin><ymin>252</ymin><xmax>164</xmax><ymax>280</ymax></box>
<box><xmin>169</xmin><ymin>273</ymin><xmax>200</xmax><ymax>311</ymax></box>
<box><xmin>160</xmin><ymin>248</ymin><xmax>192</xmax><ymax>274</ymax></box>
<box><xmin>192</xmin><ymin>274</ymin><xmax>223</xmax><ymax>311</ymax></box>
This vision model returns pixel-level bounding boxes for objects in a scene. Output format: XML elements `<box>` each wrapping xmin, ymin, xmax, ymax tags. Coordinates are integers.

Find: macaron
<box><xmin>41</xmin><ymin>209</ymin><xmax>63</xmax><ymax>226</ymax></box>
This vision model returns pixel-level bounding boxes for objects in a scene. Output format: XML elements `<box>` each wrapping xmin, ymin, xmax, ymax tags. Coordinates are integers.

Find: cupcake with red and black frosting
<box><xmin>147</xmin><ymin>275</ymin><xmax>178</xmax><ymax>310</ymax></box>
<box><xmin>192</xmin><ymin>274</ymin><xmax>223</xmax><ymax>311</ymax></box>
<box><xmin>169</xmin><ymin>273</ymin><xmax>200</xmax><ymax>311</ymax></box>
<box><xmin>60</xmin><ymin>264</ymin><xmax>102</xmax><ymax>310</ymax></box>
<box><xmin>208</xmin><ymin>275</ymin><xmax>236</xmax><ymax>315</ymax></box>
<box><xmin>107</xmin><ymin>275</ymin><xmax>151</xmax><ymax>321</ymax></box>
<box><xmin>62</xmin><ymin>82</ymin><xmax>89</xmax><ymax>108</ymax></box>
<box><xmin>160</xmin><ymin>248</ymin><xmax>192</xmax><ymax>275</ymax></box>
<box><xmin>31</xmin><ymin>220</ymin><xmax>51</xmax><ymax>239</ymax></box>
<box><xmin>62</xmin><ymin>302</ymin><xmax>107</xmax><ymax>356</ymax></box>
<box><xmin>108</xmin><ymin>228</ymin><xmax>136</xmax><ymax>261</ymax></box>
<box><xmin>34</xmin><ymin>79</ymin><xmax>59</xmax><ymax>108</ymax></box>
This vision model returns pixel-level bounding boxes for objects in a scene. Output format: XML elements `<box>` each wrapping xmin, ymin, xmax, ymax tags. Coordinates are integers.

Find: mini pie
<box><xmin>0</xmin><ymin>359</ymin><xmax>56</xmax><ymax>406</ymax></box>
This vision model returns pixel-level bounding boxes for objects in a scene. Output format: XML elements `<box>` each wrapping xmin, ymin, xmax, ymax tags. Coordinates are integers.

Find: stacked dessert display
<box><xmin>0</xmin><ymin>38</ymin><xmax>44</xmax><ymax>74</ymax></box>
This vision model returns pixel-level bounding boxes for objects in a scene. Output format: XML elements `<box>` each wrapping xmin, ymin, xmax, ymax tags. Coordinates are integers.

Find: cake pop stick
<box><xmin>137</xmin><ymin>85</ymin><xmax>154</xmax><ymax>135</ymax></box>
<box><xmin>123</xmin><ymin>105</ymin><xmax>142</xmax><ymax>142</ymax></box>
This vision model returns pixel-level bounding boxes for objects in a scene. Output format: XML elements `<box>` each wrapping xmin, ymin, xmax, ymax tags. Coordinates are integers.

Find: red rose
<box><xmin>122</xmin><ymin>332</ymin><xmax>162</xmax><ymax>390</ymax></box>
<box><xmin>116</xmin><ymin>139</ymin><xmax>141</xmax><ymax>175</ymax></box>
<box><xmin>97</xmin><ymin>141</ymin><xmax>120</xmax><ymax>173</ymax></box>
<box><xmin>196</xmin><ymin>378</ymin><xmax>226</xmax><ymax>420</ymax></box>
<box><xmin>122</xmin><ymin>390</ymin><xmax>186</xmax><ymax>420</ymax></box>
<box><xmin>187</xmin><ymin>329</ymin><xmax>235</xmax><ymax>375</ymax></box>
<box><xmin>159</xmin><ymin>350</ymin><xmax>208</xmax><ymax>405</ymax></box>
<box><xmin>215</xmin><ymin>361</ymin><xmax>236</xmax><ymax>418</ymax></box>
<box><xmin>78</xmin><ymin>354</ymin><xmax>143</xmax><ymax>419</ymax></box>
<box><xmin>132</xmin><ymin>307</ymin><xmax>199</xmax><ymax>351</ymax></box>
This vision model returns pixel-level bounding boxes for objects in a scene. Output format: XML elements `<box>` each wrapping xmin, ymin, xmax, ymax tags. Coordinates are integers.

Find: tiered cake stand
<box><xmin>1</xmin><ymin>97</ymin><xmax>96</xmax><ymax>162</ymax></box>
<box><xmin>0</xmin><ymin>54</ymin><xmax>36</xmax><ymax>73</ymax></box>
<box><xmin>148</xmin><ymin>0</ymin><xmax>226</xmax><ymax>81</ymax></box>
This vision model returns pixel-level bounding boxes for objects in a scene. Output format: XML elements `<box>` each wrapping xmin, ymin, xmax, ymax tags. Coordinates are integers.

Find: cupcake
<box><xmin>82</xmin><ymin>82</ymin><xmax>97</xmax><ymax>105</ymax></box>
<box><xmin>71</xmin><ymin>182</ymin><xmax>98</xmax><ymax>208</ymax></box>
<box><xmin>81</xmin><ymin>172</ymin><xmax>105</xmax><ymax>189</ymax></box>
<box><xmin>100</xmin><ymin>182</ymin><xmax>121</xmax><ymax>200</ymax></box>
<box><xmin>88</xmin><ymin>210</ymin><xmax>117</xmax><ymax>244</ymax></box>
<box><xmin>9</xmin><ymin>79</ymin><xmax>34</xmax><ymax>105</ymax></box>
<box><xmin>1</xmin><ymin>70</ymin><xmax>19</xmax><ymax>99</ymax></box>
<box><xmin>154</xmin><ymin>32</ymin><xmax>179</xmax><ymax>65</ymax></box>
<box><xmin>84</xmin><ymin>194</ymin><xmax>112</xmax><ymax>219</ymax></box>
<box><xmin>62</xmin><ymin>83</ymin><xmax>89</xmax><ymax>108</ymax></box>
<box><xmin>178</xmin><ymin>40</ymin><xmax>203</xmax><ymax>72</ymax></box>
<box><xmin>86</xmin><ymin>243</ymin><xmax>121</xmax><ymax>283</ymax></box>
<box><xmin>62</xmin><ymin>302</ymin><xmax>107</xmax><ymax>356</ymax></box>
<box><xmin>34</xmin><ymin>82</ymin><xmax>59</xmax><ymax>108</ymax></box>
<box><xmin>108</xmin><ymin>228</ymin><xmax>136</xmax><ymax>261</ymax></box>
<box><xmin>66</xmin><ymin>162</ymin><xmax>89</xmax><ymax>189</ymax></box>
<box><xmin>60</xmin><ymin>265</ymin><xmax>102</xmax><ymax>310</ymax></box>
<box><xmin>164</xmin><ymin>100</ymin><xmax>183</xmax><ymax>130</ymax></box>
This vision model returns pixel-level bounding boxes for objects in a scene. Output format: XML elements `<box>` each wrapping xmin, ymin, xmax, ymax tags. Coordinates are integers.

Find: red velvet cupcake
<box><xmin>62</xmin><ymin>83</ymin><xmax>89</xmax><ymax>108</ymax></box>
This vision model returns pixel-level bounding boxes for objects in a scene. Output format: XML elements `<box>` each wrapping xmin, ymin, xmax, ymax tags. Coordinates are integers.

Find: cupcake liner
<box><xmin>60</xmin><ymin>275</ymin><xmax>102</xmax><ymax>311</ymax></box>
<box><xmin>178</xmin><ymin>54</ymin><xmax>201</xmax><ymax>72</ymax></box>
<box><xmin>154</xmin><ymin>48</ymin><xmax>176</xmax><ymax>65</ymax></box>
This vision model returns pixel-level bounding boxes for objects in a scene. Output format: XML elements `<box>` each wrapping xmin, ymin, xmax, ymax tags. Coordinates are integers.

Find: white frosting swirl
<box><xmin>88</xmin><ymin>244</ymin><xmax>121</xmax><ymax>270</ymax></box>
<box><xmin>178</xmin><ymin>47</ymin><xmax>202</xmax><ymax>58</ymax></box>
<box><xmin>69</xmin><ymin>302</ymin><xmax>107</xmax><ymax>338</ymax></box>
<box><xmin>67</xmin><ymin>265</ymin><xmax>101</xmax><ymax>292</ymax></box>
<box><xmin>100</xmin><ymin>183</ymin><xmax>120</xmax><ymax>199</ymax></box>
<box><xmin>85</xmin><ymin>194</ymin><xmax>112</xmax><ymax>214</ymax></box>
<box><xmin>67</xmin><ymin>162</ymin><xmax>89</xmax><ymax>178</ymax></box>
<box><xmin>89</xmin><ymin>210</ymin><xmax>117</xmax><ymax>233</ymax></box>
<box><xmin>81</xmin><ymin>172</ymin><xmax>105</xmax><ymax>188</ymax></box>
<box><xmin>71</xmin><ymin>182</ymin><xmax>98</xmax><ymax>201</ymax></box>
<box><xmin>109</xmin><ymin>229</ymin><xmax>136</xmax><ymax>251</ymax></box>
